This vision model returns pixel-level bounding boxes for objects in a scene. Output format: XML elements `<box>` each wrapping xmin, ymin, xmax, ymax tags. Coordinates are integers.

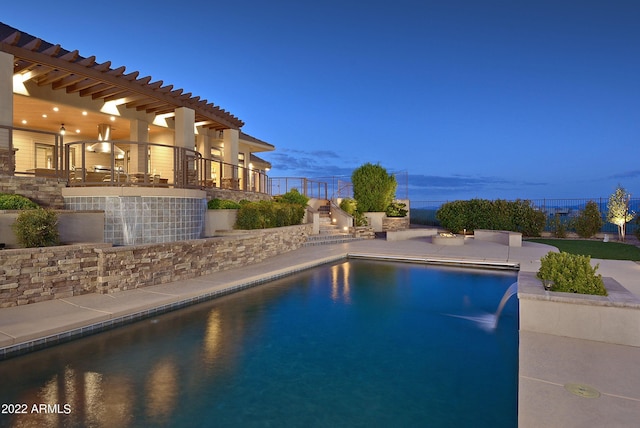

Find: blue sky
<box><xmin>3</xmin><ymin>1</ymin><xmax>639</xmax><ymax>201</ymax></box>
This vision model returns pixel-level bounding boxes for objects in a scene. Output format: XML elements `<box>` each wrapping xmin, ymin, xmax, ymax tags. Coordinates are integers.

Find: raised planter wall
<box><xmin>518</xmin><ymin>271</ymin><xmax>640</xmax><ymax>347</ymax></box>
<box><xmin>0</xmin><ymin>224</ymin><xmax>312</xmax><ymax>307</ymax></box>
<box><xmin>204</xmin><ymin>209</ymin><xmax>238</xmax><ymax>236</ymax></box>
<box><xmin>0</xmin><ymin>210</ymin><xmax>104</xmax><ymax>248</ymax></box>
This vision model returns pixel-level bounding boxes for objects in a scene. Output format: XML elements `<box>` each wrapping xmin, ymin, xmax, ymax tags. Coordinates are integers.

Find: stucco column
<box><xmin>221</xmin><ymin>128</ymin><xmax>239</xmax><ymax>189</ymax></box>
<box><xmin>129</xmin><ymin>119</ymin><xmax>149</xmax><ymax>173</ymax></box>
<box><xmin>196</xmin><ymin>131</ymin><xmax>211</xmax><ymax>181</ymax></box>
<box><xmin>0</xmin><ymin>51</ymin><xmax>15</xmax><ymax>174</ymax></box>
<box><xmin>174</xmin><ymin>107</ymin><xmax>195</xmax><ymax>150</ymax></box>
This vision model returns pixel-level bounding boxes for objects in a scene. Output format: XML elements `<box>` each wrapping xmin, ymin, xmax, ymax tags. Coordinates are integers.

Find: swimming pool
<box><xmin>0</xmin><ymin>259</ymin><xmax>518</xmax><ymax>427</ymax></box>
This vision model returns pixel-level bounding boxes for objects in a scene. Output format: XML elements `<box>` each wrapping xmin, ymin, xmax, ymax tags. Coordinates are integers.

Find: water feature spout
<box><xmin>494</xmin><ymin>282</ymin><xmax>518</xmax><ymax>328</ymax></box>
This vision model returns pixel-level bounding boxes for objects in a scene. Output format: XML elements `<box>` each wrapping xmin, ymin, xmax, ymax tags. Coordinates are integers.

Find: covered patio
<box><xmin>0</xmin><ymin>22</ymin><xmax>273</xmax><ymax>193</ymax></box>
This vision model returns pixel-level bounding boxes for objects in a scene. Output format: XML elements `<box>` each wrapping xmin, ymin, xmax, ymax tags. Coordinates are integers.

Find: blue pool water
<box><xmin>0</xmin><ymin>260</ymin><xmax>519</xmax><ymax>427</ymax></box>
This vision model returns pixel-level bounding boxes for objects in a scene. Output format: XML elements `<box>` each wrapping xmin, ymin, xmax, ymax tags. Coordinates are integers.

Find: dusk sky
<box><xmin>3</xmin><ymin>1</ymin><xmax>639</xmax><ymax>201</ymax></box>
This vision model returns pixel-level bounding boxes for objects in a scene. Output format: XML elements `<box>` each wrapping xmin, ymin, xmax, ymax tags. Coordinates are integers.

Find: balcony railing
<box><xmin>1</xmin><ymin>125</ymin><xmax>269</xmax><ymax>193</ymax></box>
<box><xmin>269</xmin><ymin>177</ymin><xmax>328</xmax><ymax>199</ymax></box>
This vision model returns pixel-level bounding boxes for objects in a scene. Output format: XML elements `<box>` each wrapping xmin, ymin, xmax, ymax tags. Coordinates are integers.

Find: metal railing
<box><xmin>269</xmin><ymin>177</ymin><xmax>328</xmax><ymax>199</ymax></box>
<box><xmin>3</xmin><ymin>124</ymin><xmax>269</xmax><ymax>192</ymax></box>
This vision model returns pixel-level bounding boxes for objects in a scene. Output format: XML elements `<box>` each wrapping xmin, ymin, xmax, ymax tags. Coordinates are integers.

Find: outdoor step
<box><xmin>303</xmin><ymin>234</ymin><xmax>365</xmax><ymax>247</ymax></box>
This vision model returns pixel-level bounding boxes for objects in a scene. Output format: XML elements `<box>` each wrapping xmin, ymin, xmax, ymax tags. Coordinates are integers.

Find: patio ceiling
<box><xmin>1</xmin><ymin>23</ymin><xmax>244</xmax><ymax>133</ymax></box>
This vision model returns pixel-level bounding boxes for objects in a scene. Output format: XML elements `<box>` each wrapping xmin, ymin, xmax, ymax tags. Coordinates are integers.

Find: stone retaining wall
<box><xmin>205</xmin><ymin>188</ymin><xmax>271</xmax><ymax>203</ymax></box>
<box><xmin>382</xmin><ymin>217</ymin><xmax>410</xmax><ymax>232</ymax></box>
<box><xmin>0</xmin><ymin>244</ymin><xmax>109</xmax><ymax>307</ymax></box>
<box><xmin>0</xmin><ymin>224</ymin><xmax>312</xmax><ymax>307</ymax></box>
<box><xmin>0</xmin><ymin>176</ymin><xmax>65</xmax><ymax>208</ymax></box>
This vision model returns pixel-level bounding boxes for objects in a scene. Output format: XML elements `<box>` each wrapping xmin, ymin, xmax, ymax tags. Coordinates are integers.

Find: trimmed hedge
<box><xmin>537</xmin><ymin>251</ymin><xmax>606</xmax><ymax>296</ymax></box>
<box><xmin>235</xmin><ymin>201</ymin><xmax>305</xmax><ymax>229</ymax></box>
<box><xmin>436</xmin><ymin>198</ymin><xmax>545</xmax><ymax>236</ymax></box>
<box><xmin>0</xmin><ymin>193</ymin><xmax>39</xmax><ymax>210</ymax></box>
<box><xmin>207</xmin><ymin>198</ymin><xmax>241</xmax><ymax>209</ymax></box>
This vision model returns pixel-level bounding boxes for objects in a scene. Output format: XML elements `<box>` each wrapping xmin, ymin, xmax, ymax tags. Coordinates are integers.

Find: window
<box><xmin>34</xmin><ymin>143</ymin><xmax>54</xmax><ymax>169</ymax></box>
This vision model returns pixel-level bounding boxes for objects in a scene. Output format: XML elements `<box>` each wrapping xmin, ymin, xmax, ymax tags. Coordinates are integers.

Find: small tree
<box><xmin>573</xmin><ymin>201</ymin><xmax>604</xmax><ymax>238</ymax></box>
<box><xmin>351</xmin><ymin>163</ymin><xmax>397</xmax><ymax>212</ymax></box>
<box><xmin>606</xmin><ymin>186</ymin><xmax>635</xmax><ymax>242</ymax></box>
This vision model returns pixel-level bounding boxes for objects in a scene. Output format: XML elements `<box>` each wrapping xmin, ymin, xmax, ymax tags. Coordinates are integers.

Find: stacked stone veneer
<box><xmin>0</xmin><ymin>224</ymin><xmax>312</xmax><ymax>307</ymax></box>
<box><xmin>64</xmin><ymin>196</ymin><xmax>205</xmax><ymax>245</ymax></box>
<box><xmin>382</xmin><ymin>217</ymin><xmax>410</xmax><ymax>232</ymax></box>
<box><xmin>205</xmin><ymin>188</ymin><xmax>271</xmax><ymax>203</ymax></box>
<box><xmin>0</xmin><ymin>176</ymin><xmax>65</xmax><ymax>208</ymax></box>
<box><xmin>0</xmin><ymin>244</ymin><xmax>109</xmax><ymax>307</ymax></box>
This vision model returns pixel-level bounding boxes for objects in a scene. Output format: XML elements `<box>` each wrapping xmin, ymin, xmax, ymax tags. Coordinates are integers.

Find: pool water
<box><xmin>0</xmin><ymin>260</ymin><xmax>519</xmax><ymax>427</ymax></box>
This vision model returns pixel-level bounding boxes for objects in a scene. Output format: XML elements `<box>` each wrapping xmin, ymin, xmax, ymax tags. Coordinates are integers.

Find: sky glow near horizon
<box><xmin>3</xmin><ymin>1</ymin><xmax>639</xmax><ymax>201</ymax></box>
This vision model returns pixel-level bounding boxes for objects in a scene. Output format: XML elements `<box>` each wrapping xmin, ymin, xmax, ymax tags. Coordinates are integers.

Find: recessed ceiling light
<box><xmin>53</xmin><ymin>107</ymin><xmax>59</xmax><ymax>112</ymax></box>
<box><xmin>42</xmin><ymin>114</ymin><xmax>47</xmax><ymax>118</ymax></box>
<box><xmin>21</xmin><ymin>119</ymin><xmax>27</xmax><ymax>124</ymax></box>
<box><xmin>110</xmin><ymin>116</ymin><xmax>116</xmax><ymax>121</ymax></box>
<box><xmin>75</xmin><ymin>129</ymin><xmax>81</xmax><ymax>134</ymax></box>
<box><xmin>82</xmin><ymin>111</ymin><xmax>88</xmax><ymax>116</ymax></box>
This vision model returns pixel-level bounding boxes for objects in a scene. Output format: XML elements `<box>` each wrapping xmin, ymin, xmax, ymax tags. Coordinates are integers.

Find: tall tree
<box><xmin>606</xmin><ymin>186</ymin><xmax>635</xmax><ymax>242</ymax></box>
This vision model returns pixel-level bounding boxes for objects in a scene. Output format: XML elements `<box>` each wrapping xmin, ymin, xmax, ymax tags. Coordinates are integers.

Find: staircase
<box><xmin>304</xmin><ymin>200</ymin><xmax>365</xmax><ymax>246</ymax></box>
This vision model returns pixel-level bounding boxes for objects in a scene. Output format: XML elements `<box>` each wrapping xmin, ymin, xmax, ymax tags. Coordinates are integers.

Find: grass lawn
<box><xmin>527</xmin><ymin>238</ymin><xmax>640</xmax><ymax>261</ymax></box>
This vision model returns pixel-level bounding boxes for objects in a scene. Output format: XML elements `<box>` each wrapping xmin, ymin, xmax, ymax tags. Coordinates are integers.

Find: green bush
<box><xmin>207</xmin><ymin>198</ymin><xmax>241</xmax><ymax>209</ymax></box>
<box><xmin>436</xmin><ymin>199</ymin><xmax>545</xmax><ymax>236</ymax></box>
<box><xmin>275</xmin><ymin>188</ymin><xmax>309</xmax><ymax>207</ymax></box>
<box><xmin>551</xmin><ymin>214</ymin><xmax>567</xmax><ymax>238</ymax></box>
<box><xmin>12</xmin><ymin>209</ymin><xmax>59</xmax><ymax>248</ymax></box>
<box><xmin>537</xmin><ymin>251</ymin><xmax>606</xmax><ymax>296</ymax></box>
<box><xmin>385</xmin><ymin>202</ymin><xmax>408</xmax><ymax>217</ymax></box>
<box><xmin>0</xmin><ymin>193</ymin><xmax>39</xmax><ymax>210</ymax></box>
<box><xmin>636</xmin><ymin>217</ymin><xmax>640</xmax><ymax>240</ymax></box>
<box><xmin>235</xmin><ymin>201</ymin><xmax>305</xmax><ymax>230</ymax></box>
<box><xmin>351</xmin><ymin>163</ymin><xmax>397</xmax><ymax>212</ymax></box>
<box><xmin>339</xmin><ymin>198</ymin><xmax>368</xmax><ymax>226</ymax></box>
<box><xmin>573</xmin><ymin>201</ymin><xmax>604</xmax><ymax>238</ymax></box>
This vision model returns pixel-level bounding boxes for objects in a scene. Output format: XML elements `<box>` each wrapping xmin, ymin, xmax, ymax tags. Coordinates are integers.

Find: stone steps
<box><xmin>304</xmin><ymin>234</ymin><xmax>365</xmax><ymax>247</ymax></box>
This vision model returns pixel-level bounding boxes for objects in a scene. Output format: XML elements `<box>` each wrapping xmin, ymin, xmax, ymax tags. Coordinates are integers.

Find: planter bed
<box><xmin>518</xmin><ymin>271</ymin><xmax>640</xmax><ymax>347</ymax></box>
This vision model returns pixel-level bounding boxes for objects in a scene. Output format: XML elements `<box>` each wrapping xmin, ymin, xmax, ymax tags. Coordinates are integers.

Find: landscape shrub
<box><xmin>385</xmin><ymin>201</ymin><xmax>408</xmax><ymax>217</ymax></box>
<box><xmin>436</xmin><ymin>199</ymin><xmax>545</xmax><ymax>236</ymax></box>
<box><xmin>351</xmin><ymin>163</ymin><xmax>397</xmax><ymax>212</ymax></box>
<box><xmin>235</xmin><ymin>201</ymin><xmax>305</xmax><ymax>229</ymax></box>
<box><xmin>636</xmin><ymin>217</ymin><xmax>640</xmax><ymax>240</ymax></box>
<box><xmin>0</xmin><ymin>193</ymin><xmax>39</xmax><ymax>210</ymax></box>
<box><xmin>551</xmin><ymin>214</ymin><xmax>567</xmax><ymax>238</ymax></box>
<box><xmin>435</xmin><ymin>200</ymin><xmax>467</xmax><ymax>233</ymax></box>
<box><xmin>207</xmin><ymin>198</ymin><xmax>241</xmax><ymax>209</ymax></box>
<box><xmin>573</xmin><ymin>201</ymin><xmax>604</xmax><ymax>238</ymax></box>
<box><xmin>12</xmin><ymin>209</ymin><xmax>59</xmax><ymax>248</ymax></box>
<box><xmin>275</xmin><ymin>188</ymin><xmax>309</xmax><ymax>207</ymax></box>
<box><xmin>537</xmin><ymin>251</ymin><xmax>606</xmax><ymax>296</ymax></box>
<box><xmin>339</xmin><ymin>198</ymin><xmax>367</xmax><ymax>226</ymax></box>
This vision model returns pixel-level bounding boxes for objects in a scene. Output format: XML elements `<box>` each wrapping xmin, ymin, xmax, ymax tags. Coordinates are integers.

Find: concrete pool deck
<box><xmin>0</xmin><ymin>236</ymin><xmax>639</xmax><ymax>427</ymax></box>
